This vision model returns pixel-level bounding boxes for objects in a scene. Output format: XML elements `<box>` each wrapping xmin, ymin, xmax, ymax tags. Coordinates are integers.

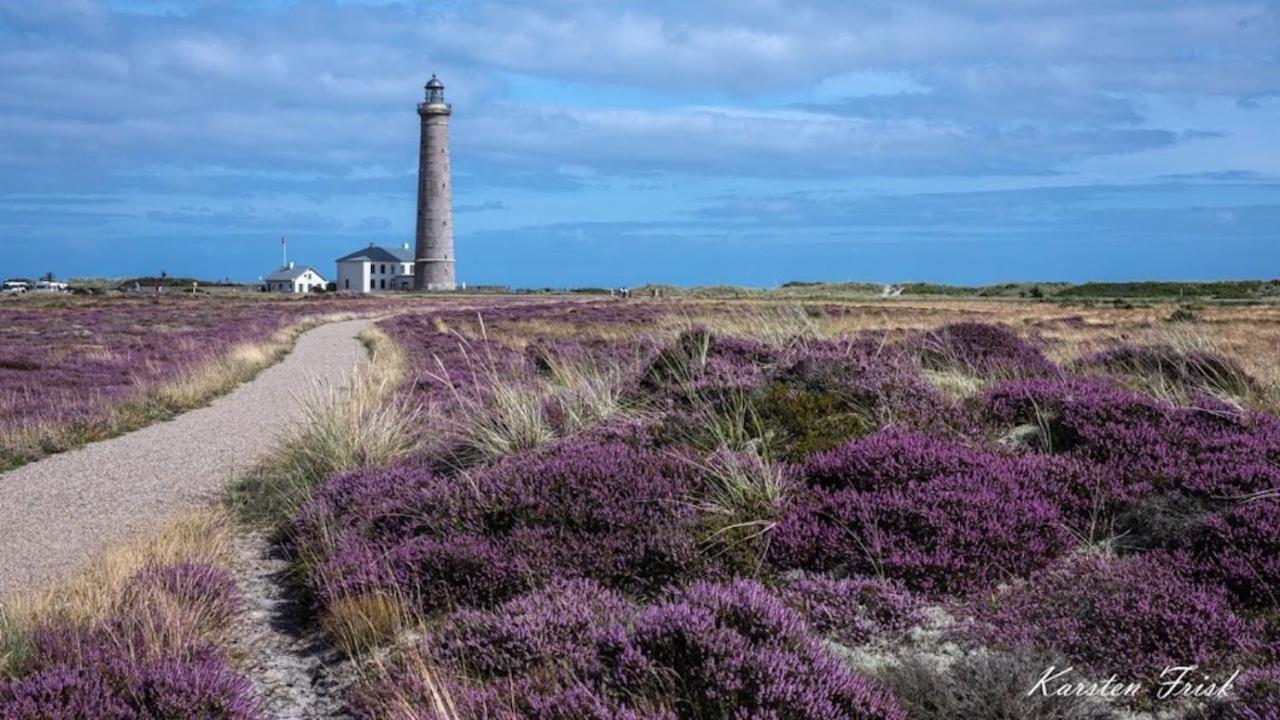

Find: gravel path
<box><xmin>229</xmin><ymin>531</ymin><xmax>352</xmax><ymax>719</ymax></box>
<box><xmin>0</xmin><ymin>318</ymin><xmax>373</xmax><ymax>601</ymax></box>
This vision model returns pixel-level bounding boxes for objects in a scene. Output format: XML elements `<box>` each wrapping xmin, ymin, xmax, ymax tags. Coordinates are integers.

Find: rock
<box><xmin>999</xmin><ymin>423</ymin><xmax>1050</xmax><ymax>451</ymax></box>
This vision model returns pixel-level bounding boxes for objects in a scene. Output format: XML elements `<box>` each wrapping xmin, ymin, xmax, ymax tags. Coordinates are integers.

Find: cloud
<box><xmin>455</xmin><ymin>200</ymin><xmax>510</xmax><ymax>213</ymax></box>
<box><xmin>463</xmin><ymin>102</ymin><xmax>1178</xmax><ymax>176</ymax></box>
<box><xmin>146</xmin><ymin>205</ymin><xmax>343</xmax><ymax>230</ymax></box>
<box><xmin>0</xmin><ymin>0</ymin><xmax>1271</xmax><ymax>196</ymax></box>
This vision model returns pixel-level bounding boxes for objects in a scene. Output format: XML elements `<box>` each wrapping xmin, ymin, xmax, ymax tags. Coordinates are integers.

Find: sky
<box><xmin>0</xmin><ymin>0</ymin><xmax>1277</xmax><ymax>287</ymax></box>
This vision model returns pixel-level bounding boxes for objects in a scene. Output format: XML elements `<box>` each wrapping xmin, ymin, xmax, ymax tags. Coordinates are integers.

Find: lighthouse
<box><xmin>413</xmin><ymin>74</ymin><xmax>455</xmax><ymax>291</ymax></box>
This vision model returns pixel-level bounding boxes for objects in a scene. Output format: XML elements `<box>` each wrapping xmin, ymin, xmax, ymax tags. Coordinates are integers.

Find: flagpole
<box><xmin>281</xmin><ymin>236</ymin><xmax>287</xmax><ymax>267</ymax></box>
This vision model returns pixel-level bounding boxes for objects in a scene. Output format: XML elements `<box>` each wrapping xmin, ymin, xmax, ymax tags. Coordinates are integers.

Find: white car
<box><xmin>2</xmin><ymin>282</ymin><xmax>29</xmax><ymax>295</ymax></box>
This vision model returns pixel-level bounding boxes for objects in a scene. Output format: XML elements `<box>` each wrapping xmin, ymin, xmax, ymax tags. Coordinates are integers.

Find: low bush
<box><xmin>0</xmin><ymin>647</ymin><xmax>258</xmax><ymax>720</ymax></box>
<box><xmin>607</xmin><ymin>579</ymin><xmax>906</xmax><ymax>719</ymax></box>
<box><xmin>980</xmin><ymin>377</ymin><xmax>1280</xmax><ymax>499</ymax></box>
<box><xmin>638</xmin><ymin>327</ymin><xmax>778</xmax><ymax>402</ymax></box>
<box><xmin>355</xmin><ymin>579</ymin><xmax>906</xmax><ymax>720</ymax></box>
<box><xmin>769</xmin><ymin>430</ymin><xmax>1073</xmax><ymax>596</ymax></box>
<box><xmin>1078</xmin><ymin>343</ymin><xmax>1258</xmax><ymax>400</ymax></box>
<box><xmin>0</xmin><ymin>563</ymin><xmax>256</xmax><ymax>719</ymax></box>
<box><xmin>778</xmin><ymin>573</ymin><xmax>923</xmax><ymax>647</ymax></box>
<box><xmin>766</xmin><ymin>340</ymin><xmax>971</xmax><ymax>444</ymax></box>
<box><xmin>299</xmin><ymin>439</ymin><xmax>706</xmax><ymax>616</ymax></box>
<box><xmin>1174</xmin><ymin>497</ymin><xmax>1280</xmax><ymax>611</ymax></box>
<box><xmin>973</xmin><ymin>554</ymin><xmax>1259</xmax><ymax>692</ymax></box>
<box><xmin>915</xmin><ymin>322</ymin><xmax>1057</xmax><ymax>379</ymax></box>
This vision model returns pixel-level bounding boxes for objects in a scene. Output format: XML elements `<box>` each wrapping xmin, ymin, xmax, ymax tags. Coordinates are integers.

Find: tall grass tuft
<box><xmin>356</xmin><ymin>646</ymin><xmax>462</xmax><ymax>720</ymax></box>
<box><xmin>1079</xmin><ymin>325</ymin><xmax>1265</xmax><ymax>413</ymax></box>
<box><xmin>229</xmin><ymin>326</ymin><xmax>423</xmax><ymax>526</ymax></box>
<box><xmin>689</xmin><ymin>448</ymin><xmax>786</xmax><ymax>573</ymax></box>
<box><xmin>319</xmin><ymin>590</ymin><xmax>412</xmax><ymax>660</ymax></box>
<box><xmin>428</xmin><ymin>319</ymin><xmax>631</xmax><ymax>464</ymax></box>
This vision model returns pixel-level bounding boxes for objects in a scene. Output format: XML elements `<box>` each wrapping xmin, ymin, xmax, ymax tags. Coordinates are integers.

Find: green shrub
<box><xmin>754</xmin><ymin>382</ymin><xmax>875</xmax><ymax>462</ymax></box>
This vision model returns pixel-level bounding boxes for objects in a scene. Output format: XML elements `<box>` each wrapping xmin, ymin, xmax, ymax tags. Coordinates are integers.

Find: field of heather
<box><xmin>0</xmin><ymin>293</ymin><xmax>428</xmax><ymax>470</ymax></box>
<box><xmin>3</xmin><ymin>297</ymin><xmax>1279</xmax><ymax>719</ymax></box>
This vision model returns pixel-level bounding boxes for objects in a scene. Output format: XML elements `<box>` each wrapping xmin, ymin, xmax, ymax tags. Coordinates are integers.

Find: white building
<box><xmin>336</xmin><ymin>243</ymin><xmax>414</xmax><ymax>293</ymax></box>
<box><xmin>264</xmin><ymin>262</ymin><xmax>327</xmax><ymax>294</ymax></box>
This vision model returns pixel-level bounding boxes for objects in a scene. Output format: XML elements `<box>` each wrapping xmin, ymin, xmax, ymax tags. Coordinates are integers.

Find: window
<box><xmin>344</xmin><ymin>278</ymin><xmax>349</xmax><ymax>290</ymax></box>
<box><xmin>380</xmin><ymin>264</ymin><xmax>386</xmax><ymax>274</ymax></box>
<box><xmin>380</xmin><ymin>278</ymin><xmax>386</xmax><ymax>290</ymax></box>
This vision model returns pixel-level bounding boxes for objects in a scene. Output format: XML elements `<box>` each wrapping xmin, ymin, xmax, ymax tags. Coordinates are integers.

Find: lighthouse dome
<box><xmin>425</xmin><ymin>75</ymin><xmax>444</xmax><ymax>90</ymax></box>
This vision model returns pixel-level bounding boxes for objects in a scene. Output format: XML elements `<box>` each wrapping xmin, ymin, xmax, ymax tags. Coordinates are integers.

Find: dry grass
<box><xmin>320</xmin><ymin>591</ymin><xmax>412</xmax><ymax>659</ymax></box>
<box><xmin>358</xmin><ymin>646</ymin><xmax>461</xmax><ymax>720</ymax></box>
<box><xmin>921</xmin><ymin>367</ymin><xmax>987</xmax><ymax>400</ymax></box>
<box><xmin>687</xmin><ymin>447</ymin><xmax>785</xmax><ymax>573</ymax></box>
<box><xmin>228</xmin><ymin>325</ymin><xmax>423</xmax><ymax>526</ymax></box>
<box><xmin>429</xmin><ymin>321</ymin><xmax>633</xmax><ymax>464</ymax></box>
<box><xmin>0</xmin><ymin>508</ymin><xmax>235</xmax><ymax>675</ymax></box>
<box><xmin>680</xmin><ymin>304</ymin><xmax>822</xmax><ymax>349</ymax></box>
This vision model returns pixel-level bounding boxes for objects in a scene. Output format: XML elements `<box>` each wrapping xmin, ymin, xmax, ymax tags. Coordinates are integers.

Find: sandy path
<box><xmin>0</xmin><ymin>318</ymin><xmax>372</xmax><ymax>601</ymax></box>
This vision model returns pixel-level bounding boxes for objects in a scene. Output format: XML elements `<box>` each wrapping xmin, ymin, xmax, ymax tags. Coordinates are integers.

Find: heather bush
<box><xmin>1200</xmin><ymin>666</ymin><xmax>1280</xmax><ymax>720</ymax></box>
<box><xmin>874</xmin><ymin>650</ymin><xmax>1118</xmax><ymax>720</ymax></box>
<box><xmin>649</xmin><ymin>333</ymin><xmax>970</xmax><ymax>459</ymax></box>
<box><xmin>0</xmin><ymin>647</ymin><xmax>258</xmax><ymax>720</ymax></box>
<box><xmin>291</xmin><ymin>463</ymin><xmax>475</xmax><ymax>563</ymax></box>
<box><xmin>1078</xmin><ymin>343</ymin><xmax>1258</xmax><ymax>400</ymax></box>
<box><xmin>980</xmin><ymin>377</ymin><xmax>1280</xmax><ymax>499</ymax></box>
<box><xmin>355</xmin><ymin>579</ymin><xmax>905</xmax><ymax>719</ymax></box>
<box><xmin>427</xmin><ymin>578</ymin><xmax>630</xmax><ymax>681</ymax></box>
<box><xmin>915</xmin><ymin>322</ymin><xmax>1057</xmax><ymax>379</ymax></box>
<box><xmin>1174</xmin><ymin>497</ymin><xmax>1280</xmax><ymax>611</ymax></box>
<box><xmin>770</xmin><ymin>430</ymin><xmax>1073</xmax><ymax>596</ymax></box>
<box><xmin>119</xmin><ymin>562</ymin><xmax>243</xmax><ymax>634</ymax></box>
<box><xmin>603</xmin><ymin>579</ymin><xmax>906</xmax><ymax>719</ymax></box>
<box><xmin>638</xmin><ymin>327</ymin><xmax>779</xmax><ymax>401</ymax></box>
<box><xmin>300</xmin><ymin>439</ymin><xmax>706</xmax><ymax>615</ymax></box>
<box><xmin>767</xmin><ymin>339</ymin><xmax>971</xmax><ymax>441</ymax></box>
<box><xmin>974</xmin><ymin>554</ymin><xmax>1260</xmax><ymax>690</ymax></box>
<box><xmin>0</xmin><ymin>563</ymin><xmax>257</xmax><ymax>719</ymax></box>
<box><xmin>777</xmin><ymin>573</ymin><xmax>923</xmax><ymax>647</ymax></box>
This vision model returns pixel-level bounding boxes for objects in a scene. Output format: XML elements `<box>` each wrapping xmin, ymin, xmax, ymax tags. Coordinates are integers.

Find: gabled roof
<box><xmin>336</xmin><ymin>243</ymin><xmax>414</xmax><ymax>264</ymax></box>
<box><xmin>265</xmin><ymin>265</ymin><xmax>325</xmax><ymax>282</ymax></box>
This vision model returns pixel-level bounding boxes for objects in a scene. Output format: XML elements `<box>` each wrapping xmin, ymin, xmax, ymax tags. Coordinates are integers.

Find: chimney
<box><xmin>402</xmin><ymin>242</ymin><xmax>410</xmax><ymax>251</ymax></box>
<box><xmin>288</xmin><ymin>261</ymin><xmax>294</xmax><ymax>269</ymax></box>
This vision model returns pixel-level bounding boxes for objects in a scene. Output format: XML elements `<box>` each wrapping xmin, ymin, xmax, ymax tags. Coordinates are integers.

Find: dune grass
<box><xmin>227</xmin><ymin>325</ymin><xmax>423</xmax><ymax>528</ymax></box>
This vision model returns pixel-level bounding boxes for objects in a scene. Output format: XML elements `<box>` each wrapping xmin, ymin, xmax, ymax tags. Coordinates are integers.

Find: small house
<box><xmin>265</xmin><ymin>262</ymin><xmax>327</xmax><ymax>294</ymax></box>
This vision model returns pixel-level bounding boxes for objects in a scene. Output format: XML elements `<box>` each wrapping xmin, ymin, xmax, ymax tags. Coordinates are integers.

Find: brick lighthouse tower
<box><xmin>413</xmin><ymin>74</ymin><xmax>455</xmax><ymax>291</ymax></box>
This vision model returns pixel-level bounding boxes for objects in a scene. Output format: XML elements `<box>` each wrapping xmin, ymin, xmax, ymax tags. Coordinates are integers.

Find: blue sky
<box><xmin>0</xmin><ymin>0</ymin><xmax>1277</xmax><ymax>287</ymax></box>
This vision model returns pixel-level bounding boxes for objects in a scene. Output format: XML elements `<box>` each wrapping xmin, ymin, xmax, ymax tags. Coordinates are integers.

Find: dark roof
<box><xmin>426</xmin><ymin>75</ymin><xmax>444</xmax><ymax>90</ymax></box>
<box><xmin>265</xmin><ymin>265</ymin><xmax>325</xmax><ymax>282</ymax></box>
<box><xmin>336</xmin><ymin>244</ymin><xmax>414</xmax><ymax>263</ymax></box>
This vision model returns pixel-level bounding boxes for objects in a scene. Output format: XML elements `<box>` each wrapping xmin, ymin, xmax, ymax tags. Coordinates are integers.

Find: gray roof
<box><xmin>336</xmin><ymin>244</ymin><xmax>414</xmax><ymax>264</ymax></box>
<box><xmin>265</xmin><ymin>265</ymin><xmax>325</xmax><ymax>282</ymax></box>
